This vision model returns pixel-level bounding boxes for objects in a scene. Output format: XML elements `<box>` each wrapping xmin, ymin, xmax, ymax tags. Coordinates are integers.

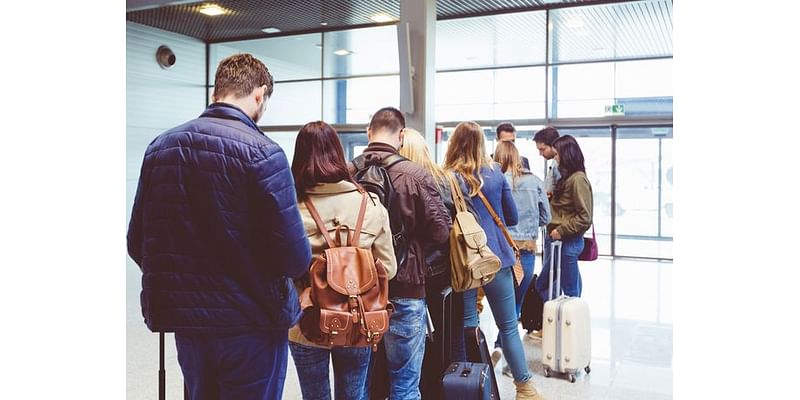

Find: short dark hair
<box><xmin>291</xmin><ymin>121</ymin><xmax>361</xmax><ymax>201</ymax></box>
<box><xmin>496</xmin><ymin>122</ymin><xmax>516</xmax><ymax>139</ymax></box>
<box><xmin>533</xmin><ymin>126</ymin><xmax>560</xmax><ymax>145</ymax></box>
<box><xmin>213</xmin><ymin>53</ymin><xmax>274</xmax><ymax>100</ymax></box>
<box><xmin>368</xmin><ymin>107</ymin><xmax>405</xmax><ymax>135</ymax></box>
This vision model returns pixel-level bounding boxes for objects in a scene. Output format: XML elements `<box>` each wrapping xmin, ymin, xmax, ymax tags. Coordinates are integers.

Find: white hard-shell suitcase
<box><xmin>541</xmin><ymin>240</ymin><xmax>592</xmax><ymax>383</ymax></box>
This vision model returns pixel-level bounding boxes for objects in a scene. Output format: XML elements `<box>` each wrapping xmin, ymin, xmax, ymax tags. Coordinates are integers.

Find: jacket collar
<box><xmin>200</xmin><ymin>103</ymin><xmax>262</xmax><ymax>135</ymax></box>
<box><xmin>306</xmin><ymin>181</ymin><xmax>361</xmax><ymax>195</ymax></box>
<box><xmin>365</xmin><ymin>142</ymin><xmax>399</xmax><ymax>154</ymax></box>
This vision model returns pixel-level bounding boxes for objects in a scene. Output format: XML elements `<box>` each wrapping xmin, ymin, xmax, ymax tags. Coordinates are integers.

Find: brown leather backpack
<box><xmin>298</xmin><ymin>192</ymin><xmax>393</xmax><ymax>350</ymax></box>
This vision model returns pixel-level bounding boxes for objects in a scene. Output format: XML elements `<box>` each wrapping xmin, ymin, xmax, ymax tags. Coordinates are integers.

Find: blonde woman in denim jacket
<box><xmin>493</xmin><ymin>141</ymin><xmax>551</xmax><ymax>319</ymax></box>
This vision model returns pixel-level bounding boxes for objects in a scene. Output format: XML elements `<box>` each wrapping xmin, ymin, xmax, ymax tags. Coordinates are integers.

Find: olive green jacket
<box><xmin>547</xmin><ymin>171</ymin><xmax>593</xmax><ymax>238</ymax></box>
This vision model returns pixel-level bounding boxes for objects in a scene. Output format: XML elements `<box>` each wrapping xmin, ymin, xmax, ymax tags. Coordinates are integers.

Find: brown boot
<box><xmin>514</xmin><ymin>379</ymin><xmax>542</xmax><ymax>400</ymax></box>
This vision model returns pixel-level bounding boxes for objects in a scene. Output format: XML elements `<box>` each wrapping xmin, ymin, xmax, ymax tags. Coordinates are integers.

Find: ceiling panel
<box><xmin>126</xmin><ymin>0</ymin><xmax>634</xmax><ymax>43</ymax></box>
<box><xmin>549</xmin><ymin>0</ymin><xmax>673</xmax><ymax>63</ymax></box>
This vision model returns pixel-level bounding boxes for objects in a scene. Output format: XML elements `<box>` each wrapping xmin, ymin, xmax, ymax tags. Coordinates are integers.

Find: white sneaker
<box><xmin>491</xmin><ymin>347</ymin><xmax>504</xmax><ymax>368</ymax></box>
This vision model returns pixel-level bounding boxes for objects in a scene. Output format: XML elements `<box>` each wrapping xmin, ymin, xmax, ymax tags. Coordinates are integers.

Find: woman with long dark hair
<box><xmin>536</xmin><ymin>134</ymin><xmax>593</xmax><ymax>301</ymax></box>
<box><xmin>288</xmin><ymin>121</ymin><xmax>397</xmax><ymax>400</ymax></box>
<box><xmin>444</xmin><ymin>121</ymin><xmax>541</xmax><ymax>400</ymax></box>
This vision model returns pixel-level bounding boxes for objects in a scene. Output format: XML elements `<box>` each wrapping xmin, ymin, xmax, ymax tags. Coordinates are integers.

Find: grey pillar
<box><xmin>400</xmin><ymin>0</ymin><xmax>436</xmax><ymax>152</ymax></box>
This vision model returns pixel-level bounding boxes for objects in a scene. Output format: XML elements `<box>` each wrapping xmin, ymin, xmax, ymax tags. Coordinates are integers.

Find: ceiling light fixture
<box><xmin>261</xmin><ymin>27</ymin><xmax>281</xmax><ymax>33</ymax></box>
<box><xmin>199</xmin><ymin>4</ymin><xmax>226</xmax><ymax>16</ymax></box>
<box><xmin>370</xmin><ymin>13</ymin><xmax>395</xmax><ymax>23</ymax></box>
<box><xmin>320</xmin><ymin>22</ymin><xmax>328</xmax><ymax>26</ymax></box>
<box><xmin>333</xmin><ymin>49</ymin><xmax>352</xmax><ymax>56</ymax></box>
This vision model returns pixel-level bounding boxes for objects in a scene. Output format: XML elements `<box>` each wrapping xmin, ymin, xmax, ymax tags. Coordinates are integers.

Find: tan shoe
<box><xmin>514</xmin><ymin>379</ymin><xmax>542</xmax><ymax>400</ymax></box>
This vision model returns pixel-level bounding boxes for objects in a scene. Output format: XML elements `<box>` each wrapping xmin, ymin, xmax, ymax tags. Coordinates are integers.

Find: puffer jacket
<box><xmin>351</xmin><ymin>142</ymin><xmax>451</xmax><ymax>299</ymax></box>
<box><xmin>127</xmin><ymin>103</ymin><xmax>312</xmax><ymax>334</ymax></box>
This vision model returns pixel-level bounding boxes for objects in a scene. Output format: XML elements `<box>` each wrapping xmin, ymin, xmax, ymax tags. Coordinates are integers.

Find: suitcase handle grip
<box><xmin>548</xmin><ymin>240</ymin><xmax>563</xmax><ymax>301</ymax></box>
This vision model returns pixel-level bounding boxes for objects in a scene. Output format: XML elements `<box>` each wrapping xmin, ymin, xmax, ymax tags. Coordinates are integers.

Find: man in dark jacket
<box><xmin>352</xmin><ymin>107</ymin><xmax>451</xmax><ymax>400</ymax></box>
<box><xmin>127</xmin><ymin>53</ymin><xmax>312</xmax><ymax>400</ymax></box>
<box><xmin>496</xmin><ymin>122</ymin><xmax>531</xmax><ymax>170</ymax></box>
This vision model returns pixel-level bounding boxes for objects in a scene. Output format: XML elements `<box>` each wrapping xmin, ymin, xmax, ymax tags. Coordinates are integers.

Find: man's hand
<box><xmin>550</xmin><ymin>229</ymin><xmax>562</xmax><ymax>240</ymax></box>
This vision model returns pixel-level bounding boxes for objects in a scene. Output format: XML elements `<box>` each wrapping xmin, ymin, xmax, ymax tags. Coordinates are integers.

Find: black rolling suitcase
<box><xmin>442</xmin><ymin>362</ymin><xmax>494</xmax><ymax>400</ymax></box>
<box><xmin>158</xmin><ymin>333</ymin><xmax>189</xmax><ymax>400</ymax></box>
<box><xmin>463</xmin><ymin>327</ymin><xmax>500</xmax><ymax>399</ymax></box>
<box><xmin>420</xmin><ymin>286</ymin><xmax>454</xmax><ymax>399</ymax></box>
<box><xmin>519</xmin><ymin>274</ymin><xmax>545</xmax><ymax>333</ymax></box>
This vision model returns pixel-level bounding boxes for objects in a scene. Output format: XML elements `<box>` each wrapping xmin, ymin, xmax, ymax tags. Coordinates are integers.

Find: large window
<box><xmin>615</xmin><ymin>127</ymin><xmax>673</xmax><ymax>259</ymax></box>
<box><xmin>208</xmin><ymin>34</ymin><xmax>321</xmax><ymax>82</ymax></box>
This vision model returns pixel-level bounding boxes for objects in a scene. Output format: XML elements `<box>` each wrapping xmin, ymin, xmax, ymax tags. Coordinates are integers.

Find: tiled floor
<box><xmin>127</xmin><ymin>257</ymin><xmax>672</xmax><ymax>399</ymax></box>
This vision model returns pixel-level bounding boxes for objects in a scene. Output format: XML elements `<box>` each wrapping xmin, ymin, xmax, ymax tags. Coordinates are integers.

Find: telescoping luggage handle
<box><xmin>548</xmin><ymin>240</ymin><xmax>563</xmax><ymax>301</ymax></box>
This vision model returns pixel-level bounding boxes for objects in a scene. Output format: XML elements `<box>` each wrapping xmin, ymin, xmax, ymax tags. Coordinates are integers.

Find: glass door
<box><xmin>615</xmin><ymin>126</ymin><xmax>673</xmax><ymax>258</ymax></box>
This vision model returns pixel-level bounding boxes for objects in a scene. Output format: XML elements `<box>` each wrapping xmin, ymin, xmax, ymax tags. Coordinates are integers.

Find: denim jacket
<box><xmin>504</xmin><ymin>170</ymin><xmax>551</xmax><ymax>241</ymax></box>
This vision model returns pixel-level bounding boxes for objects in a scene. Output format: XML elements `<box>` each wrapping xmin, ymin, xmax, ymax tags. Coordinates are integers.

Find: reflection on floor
<box><xmin>126</xmin><ymin>257</ymin><xmax>672</xmax><ymax>400</ymax></box>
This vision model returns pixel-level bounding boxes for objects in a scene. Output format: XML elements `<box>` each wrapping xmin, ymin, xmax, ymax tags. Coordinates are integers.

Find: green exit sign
<box><xmin>605</xmin><ymin>104</ymin><xmax>625</xmax><ymax>116</ymax></box>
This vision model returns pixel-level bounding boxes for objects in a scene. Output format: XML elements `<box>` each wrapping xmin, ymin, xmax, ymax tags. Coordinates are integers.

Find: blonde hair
<box><xmin>494</xmin><ymin>141</ymin><xmax>523</xmax><ymax>188</ymax></box>
<box><xmin>399</xmin><ymin>128</ymin><xmax>448</xmax><ymax>186</ymax></box>
<box><xmin>443</xmin><ymin>121</ymin><xmax>493</xmax><ymax>196</ymax></box>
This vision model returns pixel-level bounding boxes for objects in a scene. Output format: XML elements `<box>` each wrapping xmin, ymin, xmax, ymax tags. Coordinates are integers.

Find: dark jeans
<box><xmin>176</xmin><ymin>330</ymin><xmax>289</xmax><ymax>400</ymax></box>
<box><xmin>289</xmin><ymin>342</ymin><xmax>371</xmax><ymax>400</ymax></box>
<box><xmin>537</xmin><ymin>235</ymin><xmax>584</xmax><ymax>301</ymax></box>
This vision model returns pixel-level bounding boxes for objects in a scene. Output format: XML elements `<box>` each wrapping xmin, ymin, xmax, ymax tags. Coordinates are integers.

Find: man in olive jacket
<box><xmin>127</xmin><ymin>54</ymin><xmax>311</xmax><ymax>400</ymax></box>
<box><xmin>351</xmin><ymin>107</ymin><xmax>451</xmax><ymax>400</ymax></box>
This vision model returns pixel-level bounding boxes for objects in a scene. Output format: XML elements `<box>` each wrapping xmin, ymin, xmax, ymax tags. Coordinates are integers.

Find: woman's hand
<box><xmin>550</xmin><ymin>229</ymin><xmax>562</xmax><ymax>240</ymax></box>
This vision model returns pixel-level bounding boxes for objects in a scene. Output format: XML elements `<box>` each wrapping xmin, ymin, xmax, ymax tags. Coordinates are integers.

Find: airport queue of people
<box><xmin>127</xmin><ymin>53</ymin><xmax>594</xmax><ymax>400</ymax></box>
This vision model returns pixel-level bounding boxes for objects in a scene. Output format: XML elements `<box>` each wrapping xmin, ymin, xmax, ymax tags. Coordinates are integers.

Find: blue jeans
<box><xmin>289</xmin><ymin>342</ymin><xmax>371</xmax><ymax>400</ymax></box>
<box><xmin>463</xmin><ymin>267</ymin><xmax>533</xmax><ymax>383</ymax></box>
<box><xmin>383</xmin><ymin>297</ymin><xmax>427</xmax><ymax>400</ymax></box>
<box><xmin>537</xmin><ymin>235</ymin><xmax>584</xmax><ymax>301</ymax></box>
<box><xmin>494</xmin><ymin>250</ymin><xmax>536</xmax><ymax>348</ymax></box>
<box><xmin>176</xmin><ymin>330</ymin><xmax>289</xmax><ymax>400</ymax></box>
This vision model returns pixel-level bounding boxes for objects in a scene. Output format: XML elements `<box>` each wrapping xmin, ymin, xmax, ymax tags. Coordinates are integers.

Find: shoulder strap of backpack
<box><xmin>350</xmin><ymin>192</ymin><xmax>368</xmax><ymax>246</ymax></box>
<box><xmin>305</xmin><ymin>198</ymin><xmax>336</xmax><ymax>249</ymax></box>
<box><xmin>446</xmin><ymin>172</ymin><xmax>468</xmax><ymax>214</ymax></box>
<box><xmin>382</xmin><ymin>153</ymin><xmax>406</xmax><ymax>169</ymax></box>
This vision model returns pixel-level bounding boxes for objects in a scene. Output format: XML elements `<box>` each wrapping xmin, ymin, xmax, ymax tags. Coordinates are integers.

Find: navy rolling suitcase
<box><xmin>464</xmin><ymin>327</ymin><xmax>500</xmax><ymax>399</ymax></box>
<box><xmin>442</xmin><ymin>362</ymin><xmax>494</xmax><ymax>400</ymax></box>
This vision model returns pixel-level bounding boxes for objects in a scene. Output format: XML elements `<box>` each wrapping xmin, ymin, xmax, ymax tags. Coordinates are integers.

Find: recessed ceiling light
<box><xmin>199</xmin><ymin>4</ymin><xmax>226</xmax><ymax>16</ymax></box>
<box><xmin>370</xmin><ymin>13</ymin><xmax>395</xmax><ymax>23</ymax></box>
<box><xmin>261</xmin><ymin>27</ymin><xmax>281</xmax><ymax>34</ymax></box>
<box><xmin>333</xmin><ymin>49</ymin><xmax>352</xmax><ymax>56</ymax></box>
<box><xmin>320</xmin><ymin>22</ymin><xmax>328</xmax><ymax>26</ymax></box>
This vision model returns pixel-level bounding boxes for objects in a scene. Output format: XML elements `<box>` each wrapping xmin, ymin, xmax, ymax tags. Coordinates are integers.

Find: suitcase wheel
<box><xmin>585</xmin><ymin>365</ymin><xmax>591</xmax><ymax>374</ymax></box>
<box><xmin>568</xmin><ymin>373</ymin><xmax>576</xmax><ymax>383</ymax></box>
<box><xmin>543</xmin><ymin>366</ymin><xmax>550</xmax><ymax>377</ymax></box>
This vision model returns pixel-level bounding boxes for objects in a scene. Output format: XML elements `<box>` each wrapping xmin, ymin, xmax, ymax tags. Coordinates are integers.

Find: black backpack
<box><xmin>352</xmin><ymin>153</ymin><xmax>408</xmax><ymax>269</ymax></box>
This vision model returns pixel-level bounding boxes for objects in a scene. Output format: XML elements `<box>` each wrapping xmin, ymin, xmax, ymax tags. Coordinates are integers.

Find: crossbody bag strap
<box><xmin>476</xmin><ymin>191</ymin><xmax>519</xmax><ymax>254</ymax></box>
<box><xmin>350</xmin><ymin>191</ymin><xmax>368</xmax><ymax>246</ymax></box>
<box><xmin>304</xmin><ymin>197</ymin><xmax>336</xmax><ymax>249</ymax></box>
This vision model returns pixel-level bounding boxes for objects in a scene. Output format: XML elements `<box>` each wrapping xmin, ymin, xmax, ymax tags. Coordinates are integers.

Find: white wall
<box><xmin>126</xmin><ymin>21</ymin><xmax>205</xmax><ymax>400</ymax></box>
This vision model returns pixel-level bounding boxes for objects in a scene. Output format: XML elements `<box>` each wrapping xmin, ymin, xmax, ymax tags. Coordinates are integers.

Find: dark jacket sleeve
<box><xmin>500</xmin><ymin>170</ymin><xmax>518</xmax><ymax>227</ymax></box>
<box><xmin>395</xmin><ymin>175</ymin><xmax>451</xmax><ymax>243</ymax></box>
<box><xmin>412</xmin><ymin>174</ymin><xmax>451</xmax><ymax>245</ymax></box>
<box><xmin>127</xmin><ymin>162</ymin><xmax>148</xmax><ymax>269</ymax></box>
<box><xmin>249</xmin><ymin>146</ymin><xmax>312</xmax><ymax>278</ymax></box>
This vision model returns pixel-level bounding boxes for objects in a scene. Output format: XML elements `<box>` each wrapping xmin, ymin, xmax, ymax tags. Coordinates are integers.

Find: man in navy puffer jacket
<box><xmin>127</xmin><ymin>53</ymin><xmax>311</xmax><ymax>399</ymax></box>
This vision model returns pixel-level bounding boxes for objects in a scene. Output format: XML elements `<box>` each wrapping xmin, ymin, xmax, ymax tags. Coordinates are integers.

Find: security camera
<box><xmin>156</xmin><ymin>46</ymin><xmax>176</xmax><ymax>69</ymax></box>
